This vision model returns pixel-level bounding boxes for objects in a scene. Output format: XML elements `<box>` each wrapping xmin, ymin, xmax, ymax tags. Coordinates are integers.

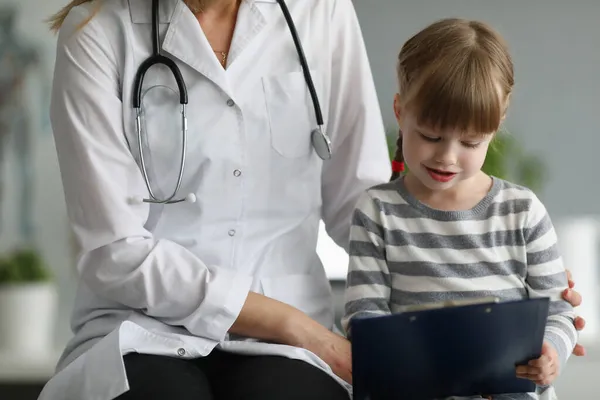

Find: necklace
<box><xmin>214</xmin><ymin>50</ymin><xmax>227</xmax><ymax>67</ymax></box>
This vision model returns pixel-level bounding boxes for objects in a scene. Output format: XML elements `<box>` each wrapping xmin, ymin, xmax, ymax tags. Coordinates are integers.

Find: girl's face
<box><xmin>396</xmin><ymin>105</ymin><xmax>494</xmax><ymax>194</ymax></box>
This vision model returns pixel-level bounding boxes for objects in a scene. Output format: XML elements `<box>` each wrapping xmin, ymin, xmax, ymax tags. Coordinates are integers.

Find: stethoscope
<box><xmin>130</xmin><ymin>0</ymin><xmax>331</xmax><ymax>205</ymax></box>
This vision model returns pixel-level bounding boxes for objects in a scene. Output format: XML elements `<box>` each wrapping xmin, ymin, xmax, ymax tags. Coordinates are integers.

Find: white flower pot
<box><xmin>0</xmin><ymin>282</ymin><xmax>57</xmax><ymax>356</ymax></box>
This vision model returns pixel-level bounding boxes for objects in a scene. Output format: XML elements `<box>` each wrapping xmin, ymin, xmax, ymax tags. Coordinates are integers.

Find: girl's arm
<box><xmin>341</xmin><ymin>190</ymin><xmax>393</xmax><ymax>337</ymax></box>
<box><xmin>524</xmin><ymin>194</ymin><xmax>578</xmax><ymax>373</ymax></box>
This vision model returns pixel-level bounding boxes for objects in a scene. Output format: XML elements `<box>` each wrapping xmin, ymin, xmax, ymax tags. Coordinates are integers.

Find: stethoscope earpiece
<box><xmin>185</xmin><ymin>193</ymin><xmax>197</xmax><ymax>203</ymax></box>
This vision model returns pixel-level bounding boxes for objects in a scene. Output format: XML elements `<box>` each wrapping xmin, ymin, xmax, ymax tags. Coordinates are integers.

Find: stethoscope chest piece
<box><xmin>311</xmin><ymin>128</ymin><xmax>332</xmax><ymax>160</ymax></box>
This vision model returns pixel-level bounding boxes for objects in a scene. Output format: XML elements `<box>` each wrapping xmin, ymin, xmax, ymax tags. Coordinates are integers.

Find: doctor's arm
<box><xmin>320</xmin><ymin>0</ymin><xmax>391</xmax><ymax>250</ymax></box>
<box><xmin>51</xmin><ymin>7</ymin><xmax>329</xmax><ymax>349</ymax></box>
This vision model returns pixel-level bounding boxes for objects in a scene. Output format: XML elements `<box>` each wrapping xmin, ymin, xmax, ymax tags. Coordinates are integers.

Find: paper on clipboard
<box><xmin>401</xmin><ymin>296</ymin><xmax>500</xmax><ymax>312</ymax></box>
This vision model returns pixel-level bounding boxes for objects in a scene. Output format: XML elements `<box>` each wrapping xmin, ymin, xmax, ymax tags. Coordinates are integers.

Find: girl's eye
<box><xmin>462</xmin><ymin>141</ymin><xmax>482</xmax><ymax>149</ymax></box>
<box><xmin>419</xmin><ymin>133</ymin><xmax>440</xmax><ymax>142</ymax></box>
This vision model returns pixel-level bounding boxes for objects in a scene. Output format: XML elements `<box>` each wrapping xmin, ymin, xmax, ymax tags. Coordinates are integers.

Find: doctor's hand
<box><xmin>287</xmin><ymin>313</ymin><xmax>353</xmax><ymax>384</ymax></box>
<box><xmin>563</xmin><ymin>268</ymin><xmax>586</xmax><ymax>356</ymax></box>
<box><xmin>516</xmin><ymin>341</ymin><xmax>559</xmax><ymax>386</ymax></box>
<box><xmin>230</xmin><ymin>292</ymin><xmax>352</xmax><ymax>383</ymax></box>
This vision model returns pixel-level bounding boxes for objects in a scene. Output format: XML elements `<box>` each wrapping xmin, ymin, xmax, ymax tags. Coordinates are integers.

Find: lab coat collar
<box><xmin>128</xmin><ymin>0</ymin><xmax>277</xmax><ymax>24</ymax></box>
<box><xmin>128</xmin><ymin>0</ymin><xmax>273</xmax><ymax>96</ymax></box>
<box><xmin>163</xmin><ymin>1</ymin><xmax>270</xmax><ymax>94</ymax></box>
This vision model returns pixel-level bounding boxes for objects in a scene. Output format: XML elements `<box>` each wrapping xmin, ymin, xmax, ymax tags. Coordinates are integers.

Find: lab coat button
<box><xmin>226</xmin><ymin>99</ymin><xmax>235</xmax><ymax>107</ymax></box>
<box><xmin>177</xmin><ymin>348</ymin><xmax>186</xmax><ymax>356</ymax></box>
<box><xmin>228</xmin><ymin>229</ymin><xmax>236</xmax><ymax>237</ymax></box>
<box><xmin>233</xmin><ymin>169</ymin><xmax>241</xmax><ymax>177</ymax></box>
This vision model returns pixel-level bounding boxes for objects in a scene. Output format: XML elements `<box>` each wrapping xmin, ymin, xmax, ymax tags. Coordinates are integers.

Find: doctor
<box><xmin>41</xmin><ymin>0</ymin><xmax>586</xmax><ymax>399</ymax></box>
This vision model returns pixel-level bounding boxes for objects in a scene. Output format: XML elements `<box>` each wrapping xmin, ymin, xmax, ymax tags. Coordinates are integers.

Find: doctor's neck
<box><xmin>186</xmin><ymin>0</ymin><xmax>241</xmax><ymax>15</ymax></box>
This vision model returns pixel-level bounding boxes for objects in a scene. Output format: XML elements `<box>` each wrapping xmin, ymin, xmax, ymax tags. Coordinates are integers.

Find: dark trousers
<box><xmin>116</xmin><ymin>349</ymin><xmax>349</xmax><ymax>400</ymax></box>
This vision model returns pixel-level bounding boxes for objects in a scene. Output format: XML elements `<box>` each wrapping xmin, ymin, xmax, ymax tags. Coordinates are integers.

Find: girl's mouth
<box><xmin>425</xmin><ymin>166</ymin><xmax>457</xmax><ymax>183</ymax></box>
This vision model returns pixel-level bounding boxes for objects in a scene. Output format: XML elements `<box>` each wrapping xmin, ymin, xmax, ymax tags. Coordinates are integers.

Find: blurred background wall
<box><xmin>0</xmin><ymin>0</ymin><xmax>597</xmax><ymax>398</ymax></box>
<box><xmin>0</xmin><ymin>0</ymin><xmax>75</xmax><ymax>359</ymax></box>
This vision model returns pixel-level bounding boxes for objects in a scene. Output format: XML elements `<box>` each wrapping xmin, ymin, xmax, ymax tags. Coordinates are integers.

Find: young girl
<box><xmin>342</xmin><ymin>18</ymin><xmax>577</xmax><ymax>400</ymax></box>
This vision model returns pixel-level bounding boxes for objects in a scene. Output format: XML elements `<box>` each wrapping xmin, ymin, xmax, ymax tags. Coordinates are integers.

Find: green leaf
<box><xmin>0</xmin><ymin>248</ymin><xmax>52</xmax><ymax>285</ymax></box>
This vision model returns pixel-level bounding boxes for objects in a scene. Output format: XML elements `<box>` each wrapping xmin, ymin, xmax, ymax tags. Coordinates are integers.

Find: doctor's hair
<box><xmin>48</xmin><ymin>0</ymin><xmax>100</xmax><ymax>32</ymax></box>
<box><xmin>390</xmin><ymin>18</ymin><xmax>514</xmax><ymax>181</ymax></box>
<box><xmin>48</xmin><ymin>0</ymin><xmax>208</xmax><ymax>32</ymax></box>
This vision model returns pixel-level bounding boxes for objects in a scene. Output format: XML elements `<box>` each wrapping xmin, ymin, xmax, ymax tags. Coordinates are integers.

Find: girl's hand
<box><xmin>516</xmin><ymin>341</ymin><xmax>559</xmax><ymax>385</ymax></box>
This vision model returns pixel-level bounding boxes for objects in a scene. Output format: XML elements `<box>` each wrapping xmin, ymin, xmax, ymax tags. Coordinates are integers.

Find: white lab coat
<box><xmin>39</xmin><ymin>0</ymin><xmax>390</xmax><ymax>399</ymax></box>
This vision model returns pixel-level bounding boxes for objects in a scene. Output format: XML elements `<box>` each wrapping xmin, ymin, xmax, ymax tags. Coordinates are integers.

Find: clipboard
<box><xmin>350</xmin><ymin>297</ymin><xmax>549</xmax><ymax>400</ymax></box>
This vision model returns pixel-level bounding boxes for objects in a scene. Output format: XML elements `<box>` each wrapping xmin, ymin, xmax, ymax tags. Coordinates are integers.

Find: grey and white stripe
<box><xmin>342</xmin><ymin>176</ymin><xmax>577</xmax><ymax>400</ymax></box>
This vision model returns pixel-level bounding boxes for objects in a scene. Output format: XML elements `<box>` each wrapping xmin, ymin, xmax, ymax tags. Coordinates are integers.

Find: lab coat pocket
<box><xmin>261</xmin><ymin>273</ymin><xmax>334</xmax><ymax>329</ymax></box>
<box><xmin>262</xmin><ymin>70</ymin><xmax>320</xmax><ymax>158</ymax></box>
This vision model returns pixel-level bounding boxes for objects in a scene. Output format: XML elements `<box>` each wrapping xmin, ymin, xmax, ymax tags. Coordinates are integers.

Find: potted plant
<box><xmin>0</xmin><ymin>247</ymin><xmax>57</xmax><ymax>356</ymax></box>
<box><xmin>482</xmin><ymin>130</ymin><xmax>546</xmax><ymax>193</ymax></box>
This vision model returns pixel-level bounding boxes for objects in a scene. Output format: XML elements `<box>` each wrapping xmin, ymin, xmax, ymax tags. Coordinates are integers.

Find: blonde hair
<box><xmin>391</xmin><ymin>18</ymin><xmax>514</xmax><ymax>180</ymax></box>
<box><xmin>48</xmin><ymin>0</ymin><xmax>100</xmax><ymax>32</ymax></box>
<box><xmin>48</xmin><ymin>0</ymin><xmax>206</xmax><ymax>32</ymax></box>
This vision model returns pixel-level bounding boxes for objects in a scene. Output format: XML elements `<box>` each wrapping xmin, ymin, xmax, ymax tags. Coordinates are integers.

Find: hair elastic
<box><xmin>392</xmin><ymin>160</ymin><xmax>405</xmax><ymax>173</ymax></box>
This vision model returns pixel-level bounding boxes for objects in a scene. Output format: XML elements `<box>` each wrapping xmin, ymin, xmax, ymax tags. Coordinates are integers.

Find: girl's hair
<box><xmin>48</xmin><ymin>0</ymin><xmax>206</xmax><ymax>32</ymax></box>
<box><xmin>390</xmin><ymin>18</ymin><xmax>514</xmax><ymax>181</ymax></box>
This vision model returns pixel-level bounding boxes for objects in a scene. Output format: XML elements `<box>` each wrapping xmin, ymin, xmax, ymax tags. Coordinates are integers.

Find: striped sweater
<box><xmin>342</xmin><ymin>176</ymin><xmax>577</xmax><ymax>399</ymax></box>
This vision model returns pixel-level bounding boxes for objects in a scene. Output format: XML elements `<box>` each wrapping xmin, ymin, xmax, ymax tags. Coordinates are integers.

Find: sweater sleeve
<box><xmin>524</xmin><ymin>193</ymin><xmax>577</xmax><ymax>373</ymax></box>
<box><xmin>341</xmin><ymin>191</ymin><xmax>392</xmax><ymax>337</ymax></box>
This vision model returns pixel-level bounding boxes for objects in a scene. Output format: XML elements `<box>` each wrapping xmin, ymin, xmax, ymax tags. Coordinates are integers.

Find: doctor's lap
<box><xmin>38</xmin><ymin>0</ymin><xmax>388</xmax><ymax>399</ymax></box>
